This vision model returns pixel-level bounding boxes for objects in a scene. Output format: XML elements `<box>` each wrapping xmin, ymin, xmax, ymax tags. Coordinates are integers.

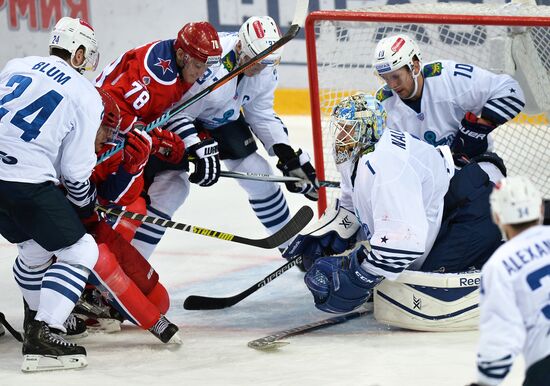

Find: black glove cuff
<box><xmin>273</xmin><ymin>143</ymin><xmax>296</xmax><ymax>163</ymax></box>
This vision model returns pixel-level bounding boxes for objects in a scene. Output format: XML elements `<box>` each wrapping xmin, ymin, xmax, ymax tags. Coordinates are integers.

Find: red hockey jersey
<box><xmin>96</xmin><ymin>40</ymin><xmax>193</xmax><ymax>133</ymax></box>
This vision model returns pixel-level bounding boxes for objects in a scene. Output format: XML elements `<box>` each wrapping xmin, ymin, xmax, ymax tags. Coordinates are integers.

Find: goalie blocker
<box><xmin>373</xmin><ymin>270</ymin><xmax>480</xmax><ymax>332</ymax></box>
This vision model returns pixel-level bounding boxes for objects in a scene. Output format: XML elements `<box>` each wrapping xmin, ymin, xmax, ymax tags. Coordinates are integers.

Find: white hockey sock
<box><xmin>36</xmin><ymin>262</ymin><xmax>89</xmax><ymax>331</ymax></box>
<box><xmin>131</xmin><ymin>206</ymin><xmax>169</xmax><ymax>260</ymax></box>
<box><xmin>12</xmin><ymin>256</ymin><xmax>52</xmax><ymax>311</ymax></box>
<box><xmin>249</xmin><ymin>187</ymin><xmax>291</xmax><ymax>247</ymax></box>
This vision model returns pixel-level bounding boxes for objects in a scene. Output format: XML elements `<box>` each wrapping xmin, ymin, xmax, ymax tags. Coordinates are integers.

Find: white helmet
<box><xmin>490</xmin><ymin>176</ymin><xmax>543</xmax><ymax>226</ymax></box>
<box><xmin>373</xmin><ymin>34</ymin><xmax>422</xmax><ymax>75</ymax></box>
<box><xmin>49</xmin><ymin>17</ymin><xmax>99</xmax><ymax>72</ymax></box>
<box><xmin>238</xmin><ymin>16</ymin><xmax>282</xmax><ymax>66</ymax></box>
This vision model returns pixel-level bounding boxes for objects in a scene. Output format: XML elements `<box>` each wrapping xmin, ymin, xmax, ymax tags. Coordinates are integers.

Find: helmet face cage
<box><xmin>373</xmin><ymin>34</ymin><xmax>422</xmax><ymax>76</ymax></box>
<box><xmin>490</xmin><ymin>176</ymin><xmax>543</xmax><ymax>225</ymax></box>
<box><xmin>49</xmin><ymin>17</ymin><xmax>99</xmax><ymax>72</ymax></box>
<box><xmin>330</xmin><ymin>93</ymin><xmax>387</xmax><ymax>164</ymax></box>
<box><xmin>238</xmin><ymin>16</ymin><xmax>282</xmax><ymax>66</ymax></box>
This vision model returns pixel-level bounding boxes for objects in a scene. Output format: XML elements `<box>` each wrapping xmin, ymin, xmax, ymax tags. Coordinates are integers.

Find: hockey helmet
<box><xmin>490</xmin><ymin>176</ymin><xmax>543</xmax><ymax>225</ymax></box>
<box><xmin>174</xmin><ymin>22</ymin><xmax>222</xmax><ymax>66</ymax></box>
<box><xmin>330</xmin><ymin>93</ymin><xmax>387</xmax><ymax>164</ymax></box>
<box><xmin>97</xmin><ymin>88</ymin><xmax>121</xmax><ymax>140</ymax></box>
<box><xmin>239</xmin><ymin>16</ymin><xmax>282</xmax><ymax>66</ymax></box>
<box><xmin>49</xmin><ymin>17</ymin><xmax>99</xmax><ymax>72</ymax></box>
<box><xmin>373</xmin><ymin>34</ymin><xmax>422</xmax><ymax>76</ymax></box>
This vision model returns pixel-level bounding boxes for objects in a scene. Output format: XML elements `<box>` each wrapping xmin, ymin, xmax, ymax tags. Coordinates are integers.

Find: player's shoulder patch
<box><xmin>145</xmin><ymin>40</ymin><xmax>179</xmax><ymax>85</ymax></box>
<box><xmin>222</xmin><ymin>50</ymin><xmax>238</xmax><ymax>72</ymax></box>
<box><xmin>375</xmin><ymin>86</ymin><xmax>393</xmax><ymax>102</ymax></box>
<box><xmin>422</xmin><ymin>62</ymin><xmax>443</xmax><ymax>78</ymax></box>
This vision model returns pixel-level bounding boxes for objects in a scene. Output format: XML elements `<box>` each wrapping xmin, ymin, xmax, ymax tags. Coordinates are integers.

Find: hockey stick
<box><xmin>97</xmin><ymin>0</ymin><xmax>310</xmax><ymax>165</ymax></box>
<box><xmin>96</xmin><ymin>205</ymin><xmax>313</xmax><ymax>249</ymax></box>
<box><xmin>0</xmin><ymin>312</ymin><xmax>23</xmax><ymax>342</ymax></box>
<box><xmin>247</xmin><ymin>309</ymin><xmax>369</xmax><ymax>350</ymax></box>
<box><xmin>183</xmin><ymin>255</ymin><xmax>304</xmax><ymax>310</ymax></box>
<box><xmin>220</xmin><ymin>170</ymin><xmax>340</xmax><ymax>188</ymax></box>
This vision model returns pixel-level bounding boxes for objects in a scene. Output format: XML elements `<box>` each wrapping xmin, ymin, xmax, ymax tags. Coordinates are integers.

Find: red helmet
<box><xmin>174</xmin><ymin>21</ymin><xmax>222</xmax><ymax>66</ymax></box>
<box><xmin>97</xmin><ymin>88</ymin><xmax>121</xmax><ymax>133</ymax></box>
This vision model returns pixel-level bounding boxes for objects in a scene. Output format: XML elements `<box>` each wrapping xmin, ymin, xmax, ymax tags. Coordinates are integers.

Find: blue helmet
<box><xmin>330</xmin><ymin>93</ymin><xmax>387</xmax><ymax>164</ymax></box>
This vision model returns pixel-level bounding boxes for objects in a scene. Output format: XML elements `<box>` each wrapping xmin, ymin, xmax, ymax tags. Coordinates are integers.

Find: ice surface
<box><xmin>0</xmin><ymin>116</ymin><xmax>524</xmax><ymax>385</ymax></box>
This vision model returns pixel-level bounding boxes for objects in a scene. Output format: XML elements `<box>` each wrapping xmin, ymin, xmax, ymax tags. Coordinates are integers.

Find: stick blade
<box><xmin>183</xmin><ymin>295</ymin><xmax>235</xmax><ymax>310</ymax></box>
<box><xmin>254</xmin><ymin>205</ymin><xmax>314</xmax><ymax>248</ymax></box>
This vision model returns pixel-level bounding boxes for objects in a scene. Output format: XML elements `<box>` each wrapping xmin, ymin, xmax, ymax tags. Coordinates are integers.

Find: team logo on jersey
<box><xmin>154</xmin><ymin>57</ymin><xmax>174</xmax><ymax>75</ymax></box>
<box><xmin>417</xmin><ymin>112</ymin><xmax>425</xmax><ymax>121</ymax></box>
<box><xmin>142</xmin><ymin>76</ymin><xmax>151</xmax><ymax>85</ymax></box>
<box><xmin>222</xmin><ymin>50</ymin><xmax>237</xmax><ymax>72</ymax></box>
<box><xmin>375</xmin><ymin>86</ymin><xmax>393</xmax><ymax>102</ymax></box>
<box><xmin>422</xmin><ymin>62</ymin><xmax>443</xmax><ymax>78</ymax></box>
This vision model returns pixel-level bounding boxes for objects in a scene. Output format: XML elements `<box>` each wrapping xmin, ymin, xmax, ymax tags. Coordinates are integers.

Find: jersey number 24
<box><xmin>0</xmin><ymin>74</ymin><xmax>63</xmax><ymax>141</ymax></box>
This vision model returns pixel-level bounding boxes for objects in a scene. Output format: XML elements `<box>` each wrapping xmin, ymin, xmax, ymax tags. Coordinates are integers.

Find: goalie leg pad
<box><xmin>373</xmin><ymin>270</ymin><xmax>480</xmax><ymax>331</ymax></box>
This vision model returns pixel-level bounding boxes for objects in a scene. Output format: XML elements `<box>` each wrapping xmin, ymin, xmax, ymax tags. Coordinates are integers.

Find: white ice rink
<box><xmin>0</xmin><ymin>116</ymin><xmax>524</xmax><ymax>386</ymax></box>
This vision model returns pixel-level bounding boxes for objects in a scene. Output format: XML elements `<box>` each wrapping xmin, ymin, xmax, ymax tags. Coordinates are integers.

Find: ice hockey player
<box><xmin>0</xmin><ymin>17</ymin><xmax>102</xmax><ymax>371</ymax></box>
<box><xmin>373</xmin><ymin>34</ymin><xmax>525</xmax><ymax>182</ymax></box>
<box><xmin>131</xmin><ymin>16</ymin><xmax>319</xmax><ymax>260</ymax></box>
<box><xmin>283</xmin><ymin>93</ymin><xmax>502</xmax><ymax>317</ymax></box>
<box><xmin>468</xmin><ymin>176</ymin><xmax>550</xmax><ymax>386</ymax></box>
<box><xmin>73</xmin><ymin>88</ymin><xmax>180</xmax><ymax>344</ymax></box>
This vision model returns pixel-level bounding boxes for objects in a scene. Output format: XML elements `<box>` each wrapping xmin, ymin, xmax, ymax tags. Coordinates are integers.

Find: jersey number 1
<box><xmin>0</xmin><ymin>74</ymin><xmax>63</xmax><ymax>141</ymax></box>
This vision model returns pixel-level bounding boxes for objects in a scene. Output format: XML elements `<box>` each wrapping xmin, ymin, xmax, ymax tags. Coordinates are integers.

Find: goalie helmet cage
<box><xmin>305</xmin><ymin>2</ymin><xmax>550</xmax><ymax>213</ymax></box>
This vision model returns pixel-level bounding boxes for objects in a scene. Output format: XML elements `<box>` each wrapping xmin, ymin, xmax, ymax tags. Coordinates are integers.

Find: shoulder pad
<box><xmin>422</xmin><ymin>62</ymin><xmax>443</xmax><ymax>78</ymax></box>
<box><xmin>375</xmin><ymin>86</ymin><xmax>393</xmax><ymax>102</ymax></box>
<box><xmin>145</xmin><ymin>40</ymin><xmax>179</xmax><ymax>84</ymax></box>
<box><xmin>222</xmin><ymin>50</ymin><xmax>238</xmax><ymax>72</ymax></box>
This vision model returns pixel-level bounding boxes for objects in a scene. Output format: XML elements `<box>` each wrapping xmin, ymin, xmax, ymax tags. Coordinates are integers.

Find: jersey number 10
<box><xmin>0</xmin><ymin>74</ymin><xmax>63</xmax><ymax>142</ymax></box>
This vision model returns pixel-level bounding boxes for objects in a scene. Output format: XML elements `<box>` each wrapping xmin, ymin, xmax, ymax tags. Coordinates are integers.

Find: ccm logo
<box><xmin>459</xmin><ymin>277</ymin><xmax>480</xmax><ymax>286</ymax></box>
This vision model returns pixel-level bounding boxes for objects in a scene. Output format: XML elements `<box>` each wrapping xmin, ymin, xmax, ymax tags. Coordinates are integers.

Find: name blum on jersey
<box><xmin>501</xmin><ymin>238</ymin><xmax>550</xmax><ymax>275</ymax></box>
<box><xmin>31</xmin><ymin>62</ymin><xmax>71</xmax><ymax>85</ymax></box>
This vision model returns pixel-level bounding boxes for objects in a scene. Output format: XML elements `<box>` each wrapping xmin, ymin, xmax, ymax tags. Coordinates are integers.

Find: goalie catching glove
<box><xmin>187</xmin><ymin>138</ymin><xmax>220</xmax><ymax>187</ymax></box>
<box><xmin>282</xmin><ymin>199</ymin><xmax>360</xmax><ymax>270</ymax></box>
<box><xmin>304</xmin><ymin>241</ymin><xmax>383</xmax><ymax>313</ymax></box>
<box><xmin>451</xmin><ymin>112</ymin><xmax>495</xmax><ymax>158</ymax></box>
<box><xmin>273</xmin><ymin>143</ymin><xmax>319</xmax><ymax>201</ymax></box>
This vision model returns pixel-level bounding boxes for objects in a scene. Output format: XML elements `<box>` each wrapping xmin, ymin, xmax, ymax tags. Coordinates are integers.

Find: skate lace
<box><xmin>150</xmin><ymin>316</ymin><xmax>170</xmax><ymax>335</ymax></box>
<box><xmin>64</xmin><ymin>314</ymin><xmax>78</xmax><ymax>330</ymax></box>
<box><xmin>43</xmin><ymin>324</ymin><xmax>76</xmax><ymax>347</ymax></box>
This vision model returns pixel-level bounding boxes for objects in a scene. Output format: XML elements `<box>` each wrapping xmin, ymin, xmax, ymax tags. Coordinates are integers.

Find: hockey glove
<box><xmin>304</xmin><ymin>242</ymin><xmax>383</xmax><ymax>314</ymax></box>
<box><xmin>451</xmin><ymin>112</ymin><xmax>495</xmax><ymax>158</ymax></box>
<box><xmin>65</xmin><ymin>179</ymin><xmax>97</xmax><ymax>219</ymax></box>
<box><xmin>283</xmin><ymin>199</ymin><xmax>360</xmax><ymax>270</ymax></box>
<box><xmin>150</xmin><ymin>127</ymin><xmax>185</xmax><ymax>164</ymax></box>
<box><xmin>187</xmin><ymin>138</ymin><xmax>220</xmax><ymax>186</ymax></box>
<box><xmin>273</xmin><ymin>144</ymin><xmax>319</xmax><ymax>201</ymax></box>
<box><xmin>122</xmin><ymin>126</ymin><xmax>152</xmax><ymax>174</ymax></box>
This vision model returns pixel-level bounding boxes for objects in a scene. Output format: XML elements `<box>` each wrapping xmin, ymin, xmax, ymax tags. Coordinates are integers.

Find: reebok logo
<box><xmin>459</xmin><ymin>277</ymin><xmax>480</xmax><ymax>286</ymax></box>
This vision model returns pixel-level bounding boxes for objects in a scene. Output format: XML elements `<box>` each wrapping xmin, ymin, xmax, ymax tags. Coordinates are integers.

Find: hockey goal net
<box><xmin>306</xmin><ymin>2</ymin><xmax>550</xmax><ymax>213</ymax></box>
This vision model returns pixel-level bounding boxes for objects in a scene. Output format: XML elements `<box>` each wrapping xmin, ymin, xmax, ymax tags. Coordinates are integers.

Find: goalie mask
<box><xmin>49</xmin><ymin>17</ymin><xmax>99</xmax><ymax>73</ymax></box>
<box><xmin>238</xmin><ymin>16</ymin><xmax>282</xmax><ymax>66</ymax></box>
<box><xmin>330</xmin><ymin>93</ymin><xmax>387</xmax><ymax>165</ymax></box>
<box><xmin>490</xmin><ymin>176</ymin><xmax>543</xmax><ymax>227</ymax></box>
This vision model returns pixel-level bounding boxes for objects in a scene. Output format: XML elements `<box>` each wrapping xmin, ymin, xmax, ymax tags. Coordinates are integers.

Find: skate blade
<box><xmin>247</xmin><ymin>341</ymin><xmax>290</xmax><ymax>351</ymax></box>
<box><xmin>86</xmin><ymin>318</ymin><xmax>121</xmax><ymax>333</ymax></box>
<box><xmin>64</xmin><ymin>331</ymin><xmax>89</xmax><ymax>340</ymax></box>
<box><xmin>167</xmin><ymin>332</ymin><xmax>183</xmax><ymax>345</ymax></box>
<box><xmin>21</xmin><ymin>354</ymin><xmax>87</xmax><ymax>372</ymax></box>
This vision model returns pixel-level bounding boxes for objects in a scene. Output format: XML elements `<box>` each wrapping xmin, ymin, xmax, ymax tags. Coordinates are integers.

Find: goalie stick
<box><xmin>96</xmin><ymin>205</ymin><xmax>313</xmax><ymax>249</ymax></box>
<box><xmin>219</xmin><ymin>170</ymin><xmax>340</xmax><ymax>188</ymax></box>
<box><xmin>97</xmin><ymin>0</ymin><xmax>310</xmax><ymax>165</ymax></box>
<box><xmin>183</xmin><ymin>255</ymin><xmax>304</xmax><ymax>310</ymax></box>
<box><xmin>247</xmin><ymin>309</ymin><xmax>369</xmax><ymax>350</ymax></box>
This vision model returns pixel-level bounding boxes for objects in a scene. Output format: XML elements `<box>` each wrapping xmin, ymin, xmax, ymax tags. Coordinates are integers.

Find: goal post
<box><xmin>305</xmin><ymin>2</ymin><xmax>550</xmax><ymax>214</ymax></box>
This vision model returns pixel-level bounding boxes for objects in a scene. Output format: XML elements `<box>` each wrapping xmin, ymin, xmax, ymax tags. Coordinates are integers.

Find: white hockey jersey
<box><xmin>164</xmin><ymin>33</ymin><xmax>290</xmax><ymax>154</ymax></box>
<box><xmin>476</xmin><ymin>225</ymin><xmax>550</xmax><ymax>385</ymax></box>
<box><xmin>0</xmin><ymin>55</ymin><xmax>102</xmax><ymax>184</ymax></box>
<box><xmin>339</xmin><ymin>129</ymin><xmax>454</xmax><ymax>280</ymax></box>
<box><xmin>376</xmin><ymin>60</ymin><xmax>525</xmax><ymax>147</ymax></box>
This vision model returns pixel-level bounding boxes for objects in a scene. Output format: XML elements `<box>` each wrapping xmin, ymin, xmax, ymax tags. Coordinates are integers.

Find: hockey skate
<box><xmin>73</xmin><ymin>288</ymin><xmax>124</xmax><ymax>333</ymax></box>
<box><xmin>21</xmin><ymin>319</ymin><xmax>87</xmax><ymax>372</ymax></box>
<box><xmin>148</xmin><ymin>315</ymin><xmax>182</xmax><ymax>344</ymax></box>
<box><xmin>24</xmin><ymin>300</ymin><xmax>87</xmax><ymax>339</ymax></box>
